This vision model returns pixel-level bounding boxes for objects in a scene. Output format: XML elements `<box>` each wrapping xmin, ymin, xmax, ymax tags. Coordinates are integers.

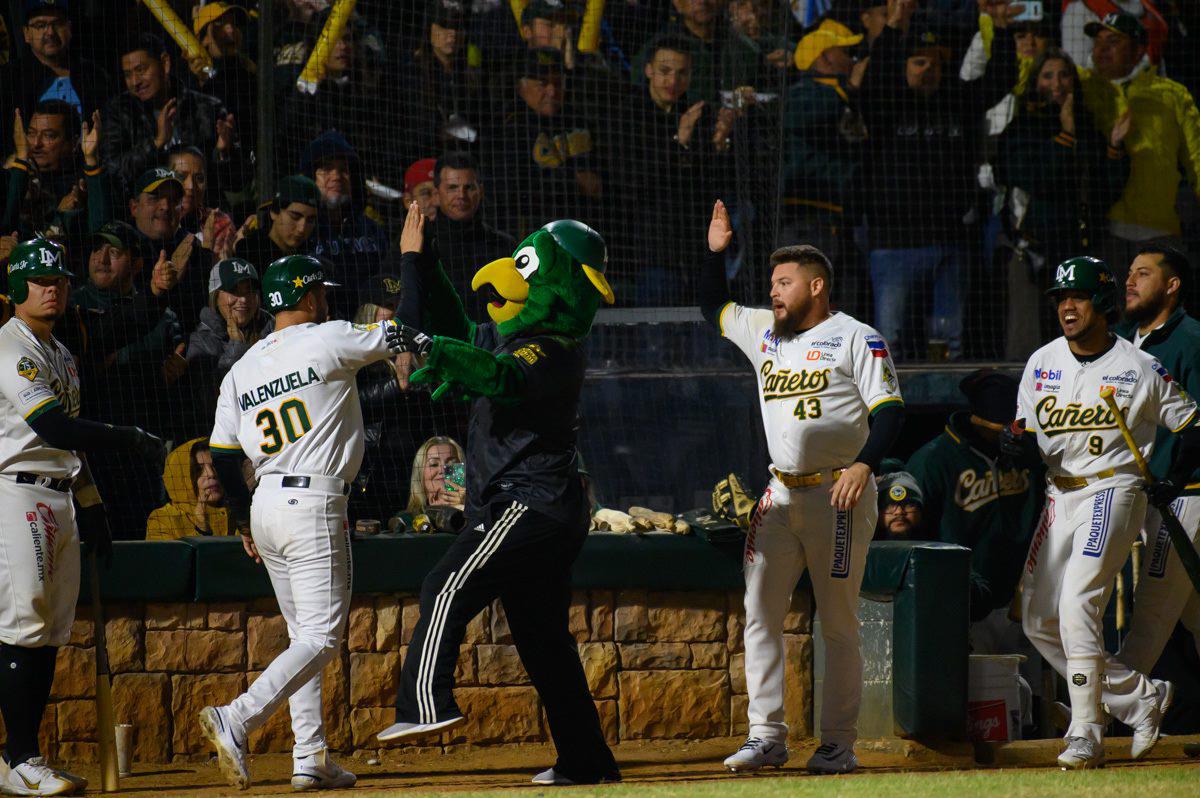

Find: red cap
<box><xmin>404</xmin><ymin>158</ymin><xmax>437</xmax><ymax>193</ymax></box>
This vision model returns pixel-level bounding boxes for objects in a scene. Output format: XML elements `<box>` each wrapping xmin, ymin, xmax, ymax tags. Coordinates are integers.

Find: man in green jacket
<box><xmin>1107</xmin><ymin>244</ymin><xmax>1200</xmax><ymax>725</ymax></box>
<box><xmin>907</xmin><ymin>370</ymin><xmax>1046</xmax><ymax>630</ymax></box>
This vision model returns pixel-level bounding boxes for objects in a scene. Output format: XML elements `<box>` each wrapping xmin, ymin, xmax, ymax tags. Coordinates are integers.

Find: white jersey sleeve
<box><xmin>848</xmin><ymin>326</ymin><xmax>904</xmax><ymax>412</ymax></box>
<box><xmin>0</xmin><ymin>346</ymin><xmax>62</xmax><ymax>422</ymax></box>
<box><xmin>718</xmin><ymin>302</ymin><xmax>775</xmax><ymax>361</ymax></box>
<box><xmin>1141</xmin><ymin>358</ymin><xmax>1199</xmax><ymax>433</ymax></box>
<box><xmin>209</xmin><ymin>370</ymin><xmax>242</xmax><ymax>454</ymax></box>
<box><xmin>316</xmin><ymin>320</ymin><xmax>398</xmax><ymax>375</ymax></box>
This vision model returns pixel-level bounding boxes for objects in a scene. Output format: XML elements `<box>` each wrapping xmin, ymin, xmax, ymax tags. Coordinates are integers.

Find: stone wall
<box><xmin>0</xmin><ymin>590</ymin><xmax>813</xmax><ymax>763</ymax></box>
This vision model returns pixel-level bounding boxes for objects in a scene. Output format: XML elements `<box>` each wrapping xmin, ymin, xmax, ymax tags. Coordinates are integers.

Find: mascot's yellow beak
<box><xmin>472</xmin><ymin>257</ymin><xmax>529</xmax><ymax>324</ymax></box>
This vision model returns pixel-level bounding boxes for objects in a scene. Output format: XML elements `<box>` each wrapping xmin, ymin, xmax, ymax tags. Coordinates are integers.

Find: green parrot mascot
<box><xmin>379</xmin><ymin>214</ymin><xmax>621</xmax><ymax>787</ymax></box>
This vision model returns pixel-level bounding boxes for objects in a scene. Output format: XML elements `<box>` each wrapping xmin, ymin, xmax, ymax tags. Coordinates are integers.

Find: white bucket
<box><xmin>967</xmin><ymin>654</ymin><xmax>1024</xmax><ymax>742</ymax></box>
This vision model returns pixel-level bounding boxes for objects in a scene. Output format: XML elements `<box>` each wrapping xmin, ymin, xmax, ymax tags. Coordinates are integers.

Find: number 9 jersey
<box><xmin>1017</xmin><ymin>336</ymin><xmax>1198</xmax><ymax>486</ymax></box>
<box><xmin>209</xmin><ymin>320</ymin><xmax>400</xmax><ymax>481</ymax></box>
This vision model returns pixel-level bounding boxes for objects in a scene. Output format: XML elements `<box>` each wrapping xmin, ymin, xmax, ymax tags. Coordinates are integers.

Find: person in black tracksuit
<box><xmin>378</xmin><ymin>206</ymin><xmax>618</xmax><ymax>785</ymax></box>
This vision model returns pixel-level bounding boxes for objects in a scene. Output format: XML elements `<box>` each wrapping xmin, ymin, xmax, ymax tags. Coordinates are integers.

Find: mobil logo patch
<box><xmin>1032</xmin><ymin>367</ymin><xmax>1062</xmax><ymax>381</ymax></box>
<box><xmin>1082</xmin><ymin>489</ymin><xmax>1113</xmax><ymax>558</ymax></box>
<box><xmin>830</xmin><ymin>509</ymin><xmax>851</xmax><ymax>579</ymax></box>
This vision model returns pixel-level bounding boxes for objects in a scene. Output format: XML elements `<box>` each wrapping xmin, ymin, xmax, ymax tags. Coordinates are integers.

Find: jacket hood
<box><xmin>162</xmin><ymin>437</ymin><xmax>205</xmax><ymax>505</ymax></box>
<box><xmin>300</xmin><ymin>129</ymin><xmax>366</xmax><ymax>205</ymax></box>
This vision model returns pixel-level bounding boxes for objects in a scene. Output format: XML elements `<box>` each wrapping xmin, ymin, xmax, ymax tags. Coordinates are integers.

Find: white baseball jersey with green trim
<box><xmin>718</xmin><ymin>307</ymin><xmax>903</xmax><ymax>474</ymax></box>
<box><xmin>209</xmin><ymin>320</ymin><xmax>397</xmax><ymax>482</ymax></box>
<box><xmin>1017</xmin><ymin>336</ymin><xmax>1197</xmax><ymax>484</ymax></box>
<box><xmin>0</xmin><ymin>317</ymin><xmax>81</xmax><ymax>479</ymax></box>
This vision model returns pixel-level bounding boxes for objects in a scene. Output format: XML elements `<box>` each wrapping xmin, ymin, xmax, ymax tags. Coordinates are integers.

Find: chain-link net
<box><xmin>1</xmin><ymin>1</ymin><xmax>1198</xmax><ymax>529</ymax></box>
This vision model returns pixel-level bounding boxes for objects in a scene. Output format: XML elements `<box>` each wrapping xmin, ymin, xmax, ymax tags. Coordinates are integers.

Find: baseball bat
<box><xmin>88</xmin><ymin>549</ymin><xmax>120</xmax><ymax>792</ymax></box>
<box><xmin>1100</xmin><ymin>386</ymin><xmax>1200</xmax><ymax>594</ymax></box>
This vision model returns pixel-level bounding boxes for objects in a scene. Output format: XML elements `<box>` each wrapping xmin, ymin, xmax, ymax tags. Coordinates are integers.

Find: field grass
<box><xmin>351</xmin><ymin>762</ymin><xmax>1200</xmax><ymax>798</ymax></box>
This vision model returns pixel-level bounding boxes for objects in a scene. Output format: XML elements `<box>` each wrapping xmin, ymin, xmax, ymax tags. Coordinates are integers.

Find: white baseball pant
<box><xmin>1021</xmin><ymin>479</ymin><xmax>1157</xmax><ymax>743</ymax></box>
<box><xmin>742</xmin><ymin>475</ymin><xmax>876</xmax><ymax>747</ymax></box>
<box><xmin>1104</xmin><ymin>495</ymin><xmax>1200</xmax><ymax>722</ymax></box>
<box><xmin>224</xmin><ymin>476</ymin><xmax>352</xmax><ymax>758</ymax></box>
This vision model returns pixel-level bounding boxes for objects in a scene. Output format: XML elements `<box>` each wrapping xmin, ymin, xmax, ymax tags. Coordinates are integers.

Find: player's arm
<box><xmin>700</xmin><ymin>200</ymin><xmax>734</xmax><ymax>328</ymax></box>
<box><xmin>209</xmin><ymin>372</ymin><xmax>253</xmax><ymax>541</ymax></box>
<box><xmin>396</xmin><ymin>201</ymin><xmax>473</xmax><ymax>341</ymax></box>
<box><xmin>1143</xmin><ymin>359</ymin><xmax>1200</xmax><ymax>504</ymax></box>
<box><xmin>835</xmin><ymin>330</ymin><xmax>906</xmax><ymax>509</ymax></box>
<box><xmin>26</xmin><ymin>407</ymin><xmax>165</xmax><ymax>460</ymax></box>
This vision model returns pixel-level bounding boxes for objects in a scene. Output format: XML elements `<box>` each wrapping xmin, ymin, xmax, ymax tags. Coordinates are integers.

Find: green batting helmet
<box><xmin>261</xmin><ymin>254</ymin><xmax>339</xmax><ymax>313</ymax></box>
<box><xmin>6</xmin><ymin>238</ymin><xmax>73</xmax><ymax>304</ymax></box>
<box><xmin>1046</xmin><ymin>256</ymin><xmax>1119</xmax><ymax>315</ymax></box>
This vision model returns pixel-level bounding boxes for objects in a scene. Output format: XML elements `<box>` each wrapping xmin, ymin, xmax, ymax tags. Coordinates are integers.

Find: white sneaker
<box><xmin>0</xmin><ymin>757</ymin><xmax>76</xmax><ymax>796</ymax></box>
<box><xmin>805</xmin><ymin>742</ymin><xmax>858</xmax><ymax>774</ymax></box>
<box><xmin>41</xmin><ymin>764</ymin><xmax>85</xmax><ymax>794</ymax></box>
<box><xmin>1057</xmin><ymin>736</ymin><xmax>1105</xmax><ymax>770</ymax></box>
<box><xmin>1131</xmin><ymin>680</ymin><xmax>1174</xmax><ymax>760</ymax></box>
<box><xmin>531</xmin><ymin>768</ymin><xmax>575</xmax><ymax>786</ymax></box>
<box><xmin>199</xmin><ymin>706</ymin><xmax>250</xmax><ymax>789</ymax></box>
<box><xmin>723</xmin><ymin>737</ymin><xmax>788</xmax><ymax>772</ymax></box>
<box><xmin>376</xmin><ymin>715</ymin><xmax>465</xmax><ymax>742</ymax></box>
<box><xmin>292</xmin><ymin>749</ymin><xmax>356</xmax><ymax>791</ymax></box>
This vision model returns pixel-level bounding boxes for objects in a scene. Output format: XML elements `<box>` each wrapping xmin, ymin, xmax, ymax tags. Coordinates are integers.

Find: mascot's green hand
<box><xmin>410</xmin><ymin>366</ymin><xmax>458</xmax><ymax>402</ymax></box>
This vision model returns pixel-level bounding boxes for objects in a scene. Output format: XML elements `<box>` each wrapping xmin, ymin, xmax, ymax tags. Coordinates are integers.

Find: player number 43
<box><xmin>257</xmin><ymin>398</ymin><xmax>313</xmax><ymax>454</ymax></box>
<box><xmin>793</xmin><ymin>397</ymin><xmax>822</xmax><ymax>420</ymax></box>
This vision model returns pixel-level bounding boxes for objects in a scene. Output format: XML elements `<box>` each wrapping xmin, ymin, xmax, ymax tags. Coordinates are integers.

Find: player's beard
<box><xmin>1123</xmin><ymin>291</ymin><xmax>1164</xmax><ymax>325</ymax></box>
<box><xmin>772</xmin><ymin>298</ymin><xmax>810</xmax><ymax>340</ymax></box>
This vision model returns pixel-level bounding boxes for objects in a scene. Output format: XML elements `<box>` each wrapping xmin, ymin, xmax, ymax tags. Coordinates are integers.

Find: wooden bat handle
<box><xmin>89</xmin><ymin>550</ymin><xmax>120</xmax><ymax>792</ymax></box>
<box><xmin>1100</xmin><ymin>386</ymin><xmax>1154</xmax><ymax>481</ymax></box>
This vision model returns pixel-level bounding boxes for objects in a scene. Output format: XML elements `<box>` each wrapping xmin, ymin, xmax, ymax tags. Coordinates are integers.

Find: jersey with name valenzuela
<box><xmin>209</xmin><ymin>320</ymin><xmax>397</xmax><ymax>483</ymax></box>
<box><xmin>1017</xmin><ymin>335</ymin><xmax>1197</xmax><ymax>488</ymax></box>
<box><xmin>0</xmin><ymin>317</ymin><xmax>81</xmax><ymax>479</ymax></box>
<box><xmin>718</xmin><ymin>306</ymin><xmax>904</xmax><ymax>474</ymax></box>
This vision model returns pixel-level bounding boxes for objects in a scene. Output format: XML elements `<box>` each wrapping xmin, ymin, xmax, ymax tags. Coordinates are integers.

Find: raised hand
<box><xmin>150</xmin><ymin>249</ymin><xmax>178</xmax><ymax>295</ymax></box>
<box><xmin>12</xmin><ymin>108</ymin><xmax>28</xmax><ymax>161</ymax></box>
<box><xmin>155</xmin><ymin>98</ymin><xmax>177</xmax><ymax>149</ymax></box>
<box><xmin>677</xmin><ymin>101</ymin><xmax>705</xmax><ymax>148</ymax></box>
<box><xmin>171</xmin><ymin>233</ymin><xmax>196</xmax><ymax>279</ymax></box>
<box><xmin>708</xmin><ymin>199</ymin><xmax>733</xmax><ymax>253</ymax></box>
<box><xmin>81</xmin><ymin>110</ymin><xmax>101</xmax><ymax>167</ymax></box>
<box><xmin>216</xmin><ymin>113</ymin><xmax>236</xmax><ymax>153</ymax></box>
<box><xmin>400</xmin><ymin>201</ymin><xmax>425</xmax><ymax>254</ymax></box>
<box><xmin>1111</xmin><ymin>110</ymin><xmax>1133</xmax><ymax>148</ymax></box>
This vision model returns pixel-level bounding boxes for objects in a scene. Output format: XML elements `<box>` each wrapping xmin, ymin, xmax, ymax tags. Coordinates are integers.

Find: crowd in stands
<box><xmin>1</xmin><ymin>0</ymin><xmax>1199</xmax><ymax>536</ymax></box>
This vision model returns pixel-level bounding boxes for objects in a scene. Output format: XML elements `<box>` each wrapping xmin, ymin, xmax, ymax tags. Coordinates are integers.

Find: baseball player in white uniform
<box><xmin>199</xmin><ymin>254</ymin><xmax>410</xmax><ymax>791</ymax></box>
<box><xmin>1009</xmin><ymin>256</ymin><xmax>1200</xmax><ymax>769</ymax></box>
<box><xmin>0</xmin><ymin>239</ymin><xmax>162</xmax><ymax>797</ymax></box>
<box><xmin>700</xmin><ymin>202</ymin><xmax>905</xmax><ymax>774</ymax></box>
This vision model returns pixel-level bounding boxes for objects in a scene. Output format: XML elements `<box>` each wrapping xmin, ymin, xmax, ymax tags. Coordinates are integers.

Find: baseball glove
<box><xmin>712</xmin><ymin>473</ymin><xmax>756</xmax><ymax>530</ymax></box>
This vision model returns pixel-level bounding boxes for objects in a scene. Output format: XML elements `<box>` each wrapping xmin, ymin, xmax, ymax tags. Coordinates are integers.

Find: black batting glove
<box><xmin>385</xmin><ymin>321</ymin><xmax>432</xmax><ymax>357</ymax></box>
<box><xmin>122</xmin><ymin>426</ymin><xmax>167</xmax><ymax>468</ymax></box>
<box><xmin>77</xmin><ymin>504</ymin><xmax>113</xmax><ymax>563</ymax></box>
<box><xmin>1146</xmin><ymin>478</ymin><xmax>1183</xmax><ymax>509</ymax></box>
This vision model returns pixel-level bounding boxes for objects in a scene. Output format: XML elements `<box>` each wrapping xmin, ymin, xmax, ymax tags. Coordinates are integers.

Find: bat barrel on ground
<box><xmin>1100</xmin><ymin>387</ymin><xmax>1200</xmax><ymax>594</ymax></box>
<box><xmin>89</xmin><ymin>549</ymin><xmax>120</xmax><ymax>792</ymax></box>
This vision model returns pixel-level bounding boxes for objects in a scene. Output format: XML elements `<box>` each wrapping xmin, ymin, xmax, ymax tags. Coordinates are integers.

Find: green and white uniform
<box><xmin>0</xmin><ymin>316</ymin><xmax>82</xmax><ymax>646</ymax></box>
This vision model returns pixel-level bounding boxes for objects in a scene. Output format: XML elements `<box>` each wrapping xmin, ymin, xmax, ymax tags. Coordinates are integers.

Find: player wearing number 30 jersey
<box><xmin>199</xmin><ymin>255</ymin><xmax>408</xmax><ymax>791</ymax></box>
<box><xmin>1010</xmin><ymin>256</ymin><xmax>1200</xmax><ymax>770</ymax></box>
<box><xmin>700</xmin><ymin>201</ymin><xmax>904</xmax><ymax>776</ymax></box>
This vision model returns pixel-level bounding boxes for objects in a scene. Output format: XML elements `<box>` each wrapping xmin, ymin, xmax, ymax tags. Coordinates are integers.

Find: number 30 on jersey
<box><xmin>257</xmin><ymin>398</ymin><xmax>312</xmax><ymax>453</ymax></box>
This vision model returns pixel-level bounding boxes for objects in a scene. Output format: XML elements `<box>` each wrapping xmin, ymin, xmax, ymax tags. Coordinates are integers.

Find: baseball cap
<box><xmin>1084</xmin><ymin>12</ymin><xmax>1148</xmax><ymax>44</ymax></box>
<box><xmin>23</xmin><ymin>0</ymin><xmax>68</xmax><ymax>22</ymax></box>
<box><xmin>906</xmin><ymin>28</ymin><xmax>951</xmax><ymax>61</ymax></box>
<box><xmin>519</xmin><ymin>47</ymin><xmax>564</xmax><ymax>79</ymax></box>
<box><xmin>273</xmin><ymin>174</ymin><xmax>320</xmax><ymax>209</ymax></box>
<box><xmin>794</xmin><ymin>19</ymin><xmax>863</xmax><ymax>71</ymax></box>
<box><xmin>877</xmin><ymin>471</ymin><xmax>924</xmax><ymax>509</ymax></box>
<box><xmin>91</xmin><ymin>221</ymin><xmax>138</xmax><ymax>251</ymax></box>
<box><xmin>404</xmin><ymin>158</ymin><xmax>437</xmax><ymax>193</ymax></box>
<box><xmin>192</xmin><ymin>1</ymin><xmax>247</xmax><ymax>35</ymax></box>
<box><xmin>208</xmin><ymin>258</ymin><xmax>260</xmax><ymax>294</ymax></box>
<box><xmin>430</xmin><ymin>0</ymin><xmax>467</xmax><ymax>29</ymax></box>
<box><xmin>521</xmin><ymin>0</ymin><xmax>574</xmax><ymax>26</ymax></box>
<box><xmin>367</xmin><ymin>273</ymin><xmax>403</xmax><ymax>307</ymax></box>
<box><xmin>133</xmin><ymin>167</ymin><xmax>184</xmax><ymax>198</ymax></box>
<box><xmin>959</xmin><ymin>368</ymin><xmax>1019</xmax><ymax>426</ymax></box>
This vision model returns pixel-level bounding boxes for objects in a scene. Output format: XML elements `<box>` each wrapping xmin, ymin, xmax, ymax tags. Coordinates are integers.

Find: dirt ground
<box><xmin>61</xmin><ymin>735</ymin><xmax>1200</xmax><ymax>797</ymax></box>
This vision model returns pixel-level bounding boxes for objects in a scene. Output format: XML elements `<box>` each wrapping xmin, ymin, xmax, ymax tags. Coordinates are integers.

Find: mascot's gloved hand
<box><xmin>410</xmin><ymin>336</ymin><xmax>525</xmax><ymax>403</ymax></box>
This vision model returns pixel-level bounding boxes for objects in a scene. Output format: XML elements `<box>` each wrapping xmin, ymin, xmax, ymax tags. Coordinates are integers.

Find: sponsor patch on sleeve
<box><xmin>865</xmin><ymin>334</ymin><xmax>889</xmax><ymax>358</ymax></box>
<box><xmin>351</xmin><ymin>322</ymin><xmax>380</xmax><ymax>332</ymax></box>
<box><xmin>16</xmin><ymin>356</ymin><xmax>39</xmax><ymax>381</ymax></box>
<box><xmin>1151</xmin><ymin>360</ymin><xmax>1173</xmax><ymax>382</ymax></box>
<box><xmin>18</xmin><ymin>385</ymin><xmax>54</xmax><ymax>404</ymax></box>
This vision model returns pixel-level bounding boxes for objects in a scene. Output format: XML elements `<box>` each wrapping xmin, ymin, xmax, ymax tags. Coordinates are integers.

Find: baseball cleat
<box><xmin>291</xmin><ymin>749</ymin><xmax>356</xmax><ymax>791</ymax></box>
<box><xmin>806</xmin><ymin>742</ymin><xmax>858</xmax><ymax>774</ymax></box>
<box><xmin>42</xmin><ymin>763</ymin><xmax>85</xmax><ymax>793</ymax></box>
<box><xmin>0</xmin><ymin>757</ymin><xmax>77</xmax><ymax>796</ymax></box>
<box><xmin>1057</xmin><ymin>736</ymin><xmax>1105</xmax><ymax>770</ymax></box>
<box><xmin>199</xmin><ymin>705</ymin><xmax>250</xmax><ymax>790</ymax></box>
<box><xmin>376</xmin><ymin>715</ymin><xmax>466</xmax><ymax>742</ymax></box>
<box><xmin>1131</xmin><ymin>679</ymin><xmax>1174</xmax><ymax>760</ymax></box>
<box><xmin>723</xmin><ymin>737</ymin><xmax>788</xmax><ymax>772</ymax></box>
<box><xmin>531</xmin><ymin>768</ymin><xmax>575</xmax><ymax>786</ymax></box>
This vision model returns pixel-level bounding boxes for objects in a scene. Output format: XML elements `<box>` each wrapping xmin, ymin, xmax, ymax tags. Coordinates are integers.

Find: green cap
<box><xmin>1085</xmin><ymin>12</ymin><xmax>1148</xmax><ymax>44</ymax></box>
<box><xmin>133</xmin><ymin>167</ymin><xmax>184</xmax><ymax>198</ymax></box>
<box><xmin>91</xmin><ymin>220</ymin><xmax>138</xmax><ymax>251</ymax></box>
<box><xmin>7</xmin><ymin>238</ymin><xmax>73</xmax><ymax>304</ymax></box>
<box><xmin>208</xmin><ymin>258</ymin><xmax>260</xmax><ymax>294</ymax></box>
<box><xmin>1047</xmin><ymin>256</ymin><xmax>1119</xmax><ymax>315</ymax></box>
<box><xmin>273</xmin><ymin>174</ymin><xmax>320</xmax><ymax>209</ymax></box>
<box><xmin>261</xmin><ymin>254</ymin><xmax>338</xmax><ymax>312</ymax></box>
<box><xmin>541</xmin><ymin>219</ymin><xmax>607</xmax><ymax>273</ymax></box>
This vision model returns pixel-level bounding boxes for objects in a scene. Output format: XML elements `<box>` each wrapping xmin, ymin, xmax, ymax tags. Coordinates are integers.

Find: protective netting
<box><xmin>1</xmin><ymin>1</ymin><xmax>1198</xmax><ymax>531</ymax></box>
